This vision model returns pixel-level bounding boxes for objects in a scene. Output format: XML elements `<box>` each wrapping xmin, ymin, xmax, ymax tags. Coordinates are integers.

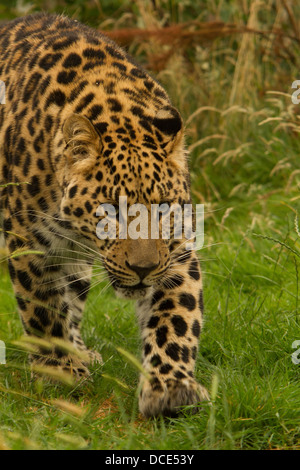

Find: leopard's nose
<box><xmin>126</xmin><ymin>261</ymin><xmax>159</xmax><ymax>280</ymax></box>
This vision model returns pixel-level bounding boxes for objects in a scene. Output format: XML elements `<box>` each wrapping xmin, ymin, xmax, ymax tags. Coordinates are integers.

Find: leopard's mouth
<box><xmin>112</xmin><ymin>281</ymin><xmax>153</xmax><ymax>299</ymax></box>
<box><xmin>117</xmin><ymin>282</ymin><xmax>148</xmax><ymax>290</ymax></box>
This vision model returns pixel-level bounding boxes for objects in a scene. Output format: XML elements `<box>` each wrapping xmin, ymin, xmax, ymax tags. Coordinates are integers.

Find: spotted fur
<box><xmin>0</xmin><ymin>13</ymin><xmax>209</xmax><ymax>416</ymax></box>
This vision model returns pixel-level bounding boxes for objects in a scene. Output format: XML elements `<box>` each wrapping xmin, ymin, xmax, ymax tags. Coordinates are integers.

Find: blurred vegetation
<box><xmin>0</xmin><ymin>0</ymin><xmax>300</xmax><ymax>450</ymax></box>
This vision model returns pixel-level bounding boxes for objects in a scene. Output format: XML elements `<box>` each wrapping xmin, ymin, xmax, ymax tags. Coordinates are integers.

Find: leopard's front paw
<box><xmin>30</xmin><ymin>353</ymin><xmax>91</xmax><ymax>382</ymax></box>
<box><xmin>139</xmin><ymin>375</ymin><xmax>209</xmax><ymax>417</ymax></box>
<box><xmin>28</xmin><ymin>339</ymin><xmax>102</xmax><ymax>381</ymax></box>
<box><xmin>84</xmin><ymin>348</ymin><xmax>103</xmax><ymax>366</ymax></box>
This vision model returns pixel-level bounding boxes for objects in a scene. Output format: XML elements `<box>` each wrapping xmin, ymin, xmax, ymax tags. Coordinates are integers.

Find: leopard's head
<box><xmin>60</xmin><ymin>107</ymin><xmax>191</xmax><ymax>299</ymax></box>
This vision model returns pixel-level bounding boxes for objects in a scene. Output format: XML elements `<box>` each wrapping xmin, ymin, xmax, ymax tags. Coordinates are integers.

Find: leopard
<box><xmin>0</xmin><ymin>13</ymin><xmax>209</xmax><ymax>417</ymax></box>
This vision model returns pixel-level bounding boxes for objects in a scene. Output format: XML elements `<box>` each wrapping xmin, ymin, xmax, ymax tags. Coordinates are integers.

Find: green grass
<box><xmin>1</xmin><ymin>0</ymin><xmax>300</xmax><ymax>450</ymax></box>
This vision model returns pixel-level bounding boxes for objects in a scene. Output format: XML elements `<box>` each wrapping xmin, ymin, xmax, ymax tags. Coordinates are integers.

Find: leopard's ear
<box><xmin>153</xmin><ymin>106</ymin><xmax>182</xmax><ymax>138</ymax></box>
<box><xmin>153</xmin><ymin>106</ymin><xmax>186</xmax><ymax>169</ymax></box>
<box><xmin>63</xmin><ymin>114</ymin><xmax>102</xmax><ymax>170</ymax></box>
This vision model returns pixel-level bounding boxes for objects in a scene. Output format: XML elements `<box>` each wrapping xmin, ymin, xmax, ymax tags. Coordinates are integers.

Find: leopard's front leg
<box><xmin>136</xmin><ymin>251</ymin><xmax>209</xmax><ymax>417</ymax></box>
<box><xmin>3</xmin><ymin>218</ymin><xmax>100</xmax><ymax>380</ymax></box>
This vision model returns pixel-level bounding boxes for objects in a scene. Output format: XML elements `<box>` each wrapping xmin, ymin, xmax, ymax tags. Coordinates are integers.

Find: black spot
<box><xmin>147</xmin><ymin>315</ymin><xmax>159</xmax><ymax>329</ymax></box>
<box><xmin>63</xmin><ymin>52</ymin><xmax>82</xmax><ymax>68</ymax></box>
<box><xmin>57</xmin><ymin>70</ymin><xmax>77</xmax><ymax>84</ymax></box>
<box><xmin>52</xmin><ymin>322</ymin><xmax>64</xmax><ymax>337</ymax></box>
<box><xmin>83</xmin><ymin>48</ymin><xmax>106</xmax><ymax>60</ymax></box>
<box><xmin>8</xmin><ymin>260</ymin><xmax>16</xmax><ymax>280</ymax></box>
<box><xmin>23</xmin><ymin>72</ymin><xmax>42</xmax><ymax>103</ymax></box>
<box><xmin>44</xmin><ymin>358</ymin><xmax>60</xmax><ymax>367</ymax></box>
<box><xmin>176</xmin><ymin>250</ymin><xmax>191</xmax><ymax>264</ymax></box>
<box><xmin>105</xmin><ymin>45</ymin><xmax>123</xmax><ymax>59</ymax></box>
<box><xmin>37</xmin><ymin>196</ymin><xmax>49</xmax><ymax>212</ymax></box>
<box><xmin>26</xmin><ymin>205</ymin><xmax>36</xmax><ymax>223</ymax></box>
<box><xmin>151</xmin><ymin>290</ymin><xmax>164</xmax><ymax>306</ymax></box>
<box><xmin>45</xmin><ymin>89</ymin><xmax>66</xmax><ymax>109</ymax></box>
<box><xmin>17</xmin><ymin>270</ymin><xmax>32</xmax><ymax>291</ymax></box>
<box><xmin>34</xmin><ymin>306</ymin><xmax>51</xmax><ymax>326</ymax></box>
<box><xmin>3</xmin><ymin>218</ymin><xmax>12</xmax><ymax>232</ymax></box>
<box><xmin>39</xmin><ymin>53</ymin><xmax>62</xmax><ymax>71</ymax></box>
<box><xmin>95</xmin><ymin>170</ymin><xmax>103</xmax><ymax>181</ymax></box>
<box><xmin>171</xmin><ymin>315</ymin><xmax>188</xmax><ymax>337</ymax></box>
<box><xmin>60</xmin><ymin>302</ymin><xmax>69</xmax><ymax>319</ymax></box>
<box><xmin>158</xmin><ymin>299</ymin><xmax>175</xmax><ymax>311</ymax></box>
<box><xmin>73</xmin><ymin>207</ymin><xmax>84</xmax><ymax>217</ymax></box>
<box><xmin>16</xmin><ymin>295</ymin><xmax>27</xmax><ymax>311</ymax></box>
<box><xmin>85</xmin><ymin>201</ymin><xmax>92</xmax><ymax>213</ymax></box>
<box><xmin>159</xmin><ymin>363</ymin><xmax>173</xmax><ymax>374</ymax></box>
<box><xmin>179</xmin><ymin>293</ymin><xmax>196</xmax><ymax>311</ymax></box>
<box><xmin>156</xmin><ymin>325</ymin><xmax>168</xmax><ymax>347</ymax></box>
<box><xmin>116</xmin><ymin>127</ymin><xmax>126</xmax><ymax>135</ymax></box>
<box><xmin>28</xmin><ymin>52</ymin><xmax>39</xmax><ymax>70</ymax></box>
<box><xmin>174</xmin><ymin>370</ymin><xmax>186</xmax><ymax>379</ymax></box>
<box><xmin>130</xmin><ymin>106</ymin><xmax>144</xmax><ymax>118</ymax></box>
<box><xmin>39</xmin><ymin>75</ymin><xmax>51</xmax><ymax>94</ymax></box>
<box><xmin>150</xmin><ymin>376</ymin><xmax>163</xmax><ymax>392</ymax></box>
<box><xmin>63</xmin><ymin>207</ymin><xmax>71</xmax><ymax>215</ymax></box>
<box><xmin>27</xmin><ymin>118</ymin><xmax>35</xmax><ymax>137</ymax></box>
<box><xmin>188</xmin><ymin>259</ymin><xmax>200</xmax><ymax>280</ymax></box>
<box><xmin>75</xmin><ymin>93</ymin><xmax>95</xmax><ymax>113</ymax></box>
<box><xmin>69</xmin><ymin>80</ymin><xmax>88</xmax><ymax>102</ymax></box>
<box><xmin>165</xmin><ymin>343</ymin><xmax>180</xmax><ymax>361</ymax></box>
<box><xmin>33</xmin><ymin>230</ymin><xmax>51</xmax><ymax>247</ymax></box>
<box><xmin>83</xmin><ymin>61</ymin><xmax>104</xmax><ymax>71</ymax></box>
<box><xmin>107</xmin><ymin>98</ymin><xmax>122</xmax><ymax>112</ymax></box>
<box><xmin>144</xmin><ymin>343</ymin><xmax>152</xmax><ymax>356</ymax></box>
<box><xmin>150</xmin><ymin>354</ymin><xmax>162</xmax><ymax>367</ymax></box>
<box><xmin>192</xmin><ymin>319</ymin><xmax>200</xmax><ymax>338</ymax></box>
<box><xmin>69</xmin><ymin>185</ymin><xmax>78</xmax><ymax>198</ymax></box>
<box><xmin>54</xmin><ymin>346</ymin><xmax>65</xmax><ymax>358</ymax></box>
<box><xmin>153</xmin><ymin>171</ymin><xmax>160</xmax><ymax>182</ymax></box>
<box><xmin>94</xmin><ymin>122</ymin><xmax>108</xmax><ymax>134</ymax></box>
<box><xmin>33</xmin><ymin>130</ymin><xmax>44</xmax><ymax>153</ymax></box>
<box><xmin>162</xmin><ymin>275</ymin><xmax>184</xmax><ymax>289</ymax></box>
<box><xmin>29</xmin><ymin>318</ymin><xmax>44</xmax><ymax>334</ymax></box>
<box><xmin>144</xmin><ymin>80</ymin><xmax>154</xmax><ymax>91</ymax></box>
<box><xmin>34</xmin><ymin>289</ymin><xmax>50</xmax><ymax>301</ymax></box>
<box><xmin>52</xmin><ymin>35</ymin><xmax>79</xmax><ymax>50</ymax></box>
<box><xmin>44</xmin><ymin>115</ymin><xmax>53</xmax><ymax>133</ymax></box>
<box><xmin>199</xmin><ymin>290</ymin><xmax>204</xmax><ymax>312</ymax></box>
<box><xmin>154</xmin><ymin>88</ymin><xmax>167</xmax><ymax>99</ymax></box>
<box><xmin>152</xmin><ymin>152</ymin><xmax>163</xmax><ymax>162</ymax></box>
<box><xmin>68</xmin><ymin>276</ymin><xmax>90</xmax><ymax>300</ymax></box>
<box><xmin>37</xmin><ymin>158</ymin><xmax>45</xmax><ymax>171</ymax></box>
<box><xmin>130</xmin><ymin>67</ymin><xmax>146</xmax><ymax>78</ymax></box>
<box><xmin>114</xmin><ymin>174</ymin><xmax>120</xmax><ymax>185</ymax></box>
<box><xmin>88</xmin><ymin>104</ymin><xmax>103</xmax><ymax>121</ymax></box>
<box><xmin>112</xmin><ymin>61</ymin><xmax>127</xmax><ymax>72</ymax></box>
<box><xmin>181</xmin><ymin>346</ymin><xmax>190</xmax><ymax>363</ymax></box>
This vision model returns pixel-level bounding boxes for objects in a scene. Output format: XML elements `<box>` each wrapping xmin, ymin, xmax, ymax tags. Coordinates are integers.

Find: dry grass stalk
<box><xmin>103</xmin><ymin>17</ymin><xmax>300</xmax><ymax>71</ymax></box>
